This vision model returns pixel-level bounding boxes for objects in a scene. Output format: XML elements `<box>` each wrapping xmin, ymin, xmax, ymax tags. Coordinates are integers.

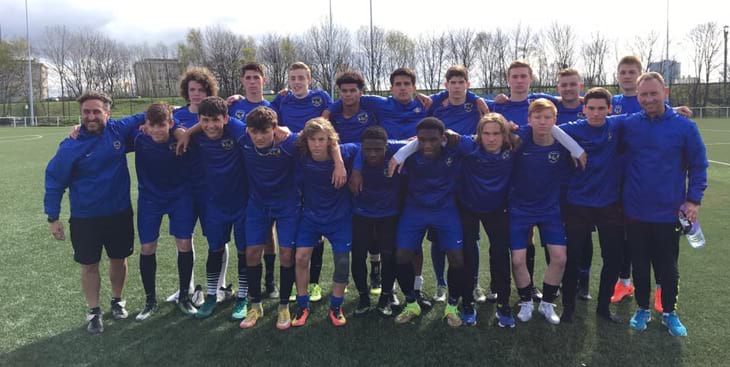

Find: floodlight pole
<box><xmin>25</xmin><ymin>0</ymin><xmax>35</xmax><ymax>125</ymax></box>
<box><xmin>724</xmin><ymin>25</ymin><xmax>728</xmax><ymax>107</ymax></box>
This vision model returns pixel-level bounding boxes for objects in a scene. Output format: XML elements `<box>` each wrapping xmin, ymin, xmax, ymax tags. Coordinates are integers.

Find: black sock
<box><xmin>89</xmin><ymin>306</ymin><xmax>101</xmax><ymax>314</ymax></box>
<box><xmin>264</xmin><ymin>253</ymin><xmax>276</xmax><ymax>285</ymax></box>
<box><xmin>371</xmin><ymin>260</ymin><xmax>381</xmax><ymax>277</ymax></box>
<box><xmin>206</xmin><ymin>250</ymin><xmax>224</xmax><ymax>296</ymax></box>
<box><xmin>381</xmin><ymin>255</ymin><xmax>396</xmax><ymax>294</ymax></box>
<box><xmin>237</xmin><ymin>253</ymin><xmax>248</xmax><ymax>300</ymax></box>
<box><xmin>247</xmin><ymin>263</ymin><xmax>262</xmax><ymax>303</ymax></box>
<box><xmin>542</xmin><ymin>283</ymin><xmax>560</xmax><ymax>303</ymax></box>
<box><xmin>279</xmin><ymin>265</ymin><xmax>295</xmax><ymax>305</ymax></box>
<box><xmin>446</xmin><ymin>267</ymin><xmax>462</xmax><ymax>303</ymax></box>
<box><xmin>177</xmin><ymin>250</ymin><xmax>194</xmax><ymax>296</ymax></box>
<box><xmin>310</xmin><ymin>242</ymin><xmax>324</xmax><ymax>284</ymax></box>
<box><xmin>139</xmin><ymin>253</ymin><xmax>157</xmax><ymax>302</ymax></box>
<box><xmin>517</xmin><ymin>286</ymin><xmax>532</xmax><ymax>302</ymax></box>
<box><xmin>395</xmin><ymin>262</ymin><xmax>416</xmax><ymax>303</ymax></box>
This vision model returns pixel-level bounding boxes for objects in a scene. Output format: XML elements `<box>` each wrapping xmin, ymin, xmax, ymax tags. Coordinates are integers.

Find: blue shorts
<box><xmin>296</xmin><ymin>215</ymin><xmax>351</xmax><ymax>253</ymax></box>
<box><xmin>137</xmin><ymin>195</ymin><xmax>195</xmax><ymax>244</ymax></box>
<box><xmin>246</xmin><ymin>199</ymin><xmax>300</xmax><ymax>248</ymax></box>
<box><xmin>204</xmin><ymin>204</ymin><xmax>247</xmax><ymax>252</ymax></box>
<box><xmin>396</xmin><ymin>204</ymin><xmax>463</xmax><ymax>252</ymax></box>
<box><xmin>509</xmin><ymin>208</ymin><xmax>566</xmax><ymax>250</ymax></box>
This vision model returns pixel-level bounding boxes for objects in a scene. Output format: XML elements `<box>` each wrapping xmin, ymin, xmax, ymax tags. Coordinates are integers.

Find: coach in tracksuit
<box><xmin>45</xmin><ymin>91</ymin><xmax>145</xmax><ymax>334</ymax></box>
<box><xmin>622</xmin><ymin>72</ymin><xmax>708</xmax><ymax>337</ymax></box>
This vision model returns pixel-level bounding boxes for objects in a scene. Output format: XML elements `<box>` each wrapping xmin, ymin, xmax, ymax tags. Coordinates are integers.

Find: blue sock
<box><xmin>296</xmin><ymin>294</ymin><xmax>310</xmax><ymax>309</ymax></box>
<box><xmin>330</xmin><ymin>296</ymin><xmax>344</xmax><ymax>310</ymax></box>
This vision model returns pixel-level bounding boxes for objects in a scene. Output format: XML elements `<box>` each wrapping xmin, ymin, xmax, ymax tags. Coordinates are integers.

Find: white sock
<box><xmin>414</xmin><ymin>275</ymin><xmax>424</xmax><ymax>291</ymax></box>
<box><xmin>620</xmin><ymin>278</ymin><xmax>631</xmax><ymax>286</ymax></box>
<box><xmin>218</xmin><ymin>243</ymin><xmax>229</xmax><ymax>290</ymax></box>
<box><xmin>369</xmin><ymin>253</ymin><xmax>381</xmax><ymax>262</ymax></box>
<box><xmin>189</xmin><ymin>239</ymin><xmax>196</xmax><ymax>293</ymax></box>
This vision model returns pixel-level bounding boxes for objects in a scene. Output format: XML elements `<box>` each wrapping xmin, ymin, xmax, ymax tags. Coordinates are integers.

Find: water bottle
<box><xmin>678</xmin><ymin>211</ymin><xmax>705</xmax><ymax>249</ymax></box>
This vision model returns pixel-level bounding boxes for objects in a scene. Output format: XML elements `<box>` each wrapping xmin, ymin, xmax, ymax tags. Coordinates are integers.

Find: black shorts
<box><xmin>69</xmin><ymin>207</ymin><xmax>134</xmax><ymax>265</ymax></box>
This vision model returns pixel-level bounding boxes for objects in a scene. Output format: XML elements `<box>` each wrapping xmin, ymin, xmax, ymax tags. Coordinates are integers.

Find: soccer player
<box><xmin>335</xmin><ymin>67</ymin><xmax>434</xmax><ymax>308</ymax></box>
<box><xmin>349</xmin><ymin>126</ymin><xmax>407</xmax><ymax>316</ymax></box>
<box><xmin>426</xmin><ymin>65</ymin><xmax>489</xmax><ymax>304</ymax></box>
<box><xmin>271</xmin><ymin>62</ymin><xmax>335</xmax><ymax>303</ymax></box>
<box><xmin>624</xmin><ymin>72</ymin><xmax>707</xmax><ymax>337</ymax></box>
<box><xmin>558</xmin><ymin>88</ymin><xmax>626</xmax><ymax>323</ymax></box>
<box><xmin>228</xmin><ymin>62</ymin><xmax>280</xmax><ymax>300</ymax></box>
<box><xmin>180</xmin><ymin>96</ymin><xmax>250</xmax><ymax>320</ymax></box>
<box><xmin>128</xmin><ymin>103</ymin><xmax>198</xmax><ymax>320</ymax></box>
<box><xmin>390</xmin><ymin>117</ymin><xmax>472</xmax><ymax>327</ymax></box>
<box><xmin>291</xmin><ymin>117</ymin><xmax>357</xmax><ymax>327</ymax></box>
<box><xmin>168</xmin><ymin>67</ymin><xmax>232</xmax><ymax>306</ymax></box>
<box><xmin>45</xmin><ymin>91</ymin><xmax>145</xmax><ymax>334</ymax></box>
<box><xmin>510</xmin><ymin>99</ymin><xmax>569</xmax><ymax>325</ymax></box>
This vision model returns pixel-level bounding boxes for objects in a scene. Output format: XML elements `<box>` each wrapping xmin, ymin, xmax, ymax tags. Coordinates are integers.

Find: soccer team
<box><xmin>44</xmin><ymin>56</ymin><xmax>707</xmax><ymax>338</ymax></box>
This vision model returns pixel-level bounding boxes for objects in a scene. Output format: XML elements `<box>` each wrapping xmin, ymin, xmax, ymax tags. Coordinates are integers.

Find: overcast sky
<box><xmin>1</xmin><ymin>0</ymin><xmax>728</xmax><ymax>91</ymax></box>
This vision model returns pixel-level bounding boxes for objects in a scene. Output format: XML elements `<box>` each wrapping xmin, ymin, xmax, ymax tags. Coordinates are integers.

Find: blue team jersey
<box><xmin>239</xmin><ymin>133</ymin><xmax>300</xmax><ymax>204</ymax></box>
<box><xmin>559</xmin><ymin>116</ymin><xmax>625</xmax><ymax>207</ymax></box>
<box><xmin>330</xmin><ymin>108</ymin><xmax>378</xmax><ymax>143</ymax></box>
<box><xmin>454</xmin><ymin>136</ymin><xmax>514</xmax><ymax>213</ymax></box>
<box><xmin>45</xmin><ymin>114</ymin><xmax>146</xmax><ymax>219</ymax></box>
<box><xmin>331</xmin><ymin>95</ymin><xmax>428</xmax><ymax>140</ymax></box>
<box><xmin>428</xmin><ymin>93</ymin><xmax>482</xmax><ymax>134</ymax></box>
<box><xmin>611</xmin><ymin>94</ymin><xmax>641</xmax><ymax>115</ymax></box>
<box><xmin>299</xmin><ymin>143</ymin><xmax>359</xmax><ymax>224</ymax></box>
<box><xmin>509</xmin><ymin>127</ymin><xmax>569</xmax><ymax>215</ymax></box>
<box><xmin>130</xmin><ymin>129</ymin><xmax>191</xmax><ymax>204</ymax></box>
<box><xmin>271</xmin><ymin>90</ymin><xmax>332</xmax><ymax>132</ymax></box>
<box><xmin>403</xmin><ymin>148</ymin><xmax>461</xmax><ymax>208</ymax></box>
<box><xmin>486</xmin><ymin>93</ymin><xmax>550</xmax><ymax>126</ymax></box>
<box><xmin>192</xmin><ymin>117</ymin><xmax>249</xmax><ymax>215</ymax></box>
<box><xmin>353</xmin><ymin>142</ymin><xmax>405</xmax><ymax>218</ymax></box>
<box><xmin>621</xmin><ymin>109</ymin><xmax>708</xmax><ymax>223</ymax></box>
<box><xmin>229</xmin><ymin>99</ymin><xmax>272</xmax><ymax>122</ymax></box>
<box><xmin>556</xmin><ymin>102</ymin><xmax>585</xmax><ymax>124</ymax></box>
<box><xmin>173</xmin><ymin>106</ymin><xmax>205</xmax><ymax>190</ymax></box>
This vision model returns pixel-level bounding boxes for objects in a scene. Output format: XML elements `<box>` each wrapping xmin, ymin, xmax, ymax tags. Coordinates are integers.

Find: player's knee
<box><xmin>295</xmin><ymin>250</ymin><xmax>312</xmax><ymax>268</ymax></box>
<box><xmin>395</xmin><ymin>250</ymin><xmax>412</xmax><ymax>265</ymax></box>
<box><xmin>279</xmin><ymin>248</ymin><xmax>294</xmax><ymax>267</ymax></box>
<box><xmin>332</xmin><ymin>252</ymin><xmax>350</xmax><ymax>284</ymax></box>
<box><xmin>140</xmin><ymin>243</ymin><xmax>157</xmax><ymax>255</ymax></box>
<box><xmin>175</xmin><ymin>239</ymin><xmax>192</xmax><ymax>252</ymax></box>
<box><xmin>512</xmin><ymin>253</ymin><xmax>526</xmax><ymax>268</ymax></box>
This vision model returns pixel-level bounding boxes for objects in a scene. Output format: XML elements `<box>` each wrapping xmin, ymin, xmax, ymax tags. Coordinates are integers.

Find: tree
<box><xmin>447</xmin><ymin>28</ymin><xmax>477</xmax><ymax>69</ymax></box>
<box><xmin>384</xmin><ymin>30</ymin><xmax>416</xmax><ymax>82</ymax></box>
<box><xmin>356</xmin><ymin>25</ymin><xmax>388</xmax><ymax>92</ymax></box>
<box><xmin>688</xmin><ymin>22</ymin><xmax>722</xmax><ymax>106</ymax></box>
<box><xmin>582</xmin><ymin>32</ymin><xmax>610</xmax><ymax>86</ymax></box>
<box><xmin>40</xmin><ymin>26</ymin><xmax>69</xmax><ymax>115</ymax></box>
<box><xmin>415</xmin><ymin>33</ymin><xmax>447</xmax><ymax>91</ymax></box>
<box><xmin>510</xmin><ymin>23</ymin><xmax>537</xmax><ymax>61</ymax></box>
<box><xmin>299</xmin><ymin>21</ymin><xmax>352</xmax><ymax>93</ymax></box>
<box><xmin>0</xmin><ymin>38</ymin><xmax>28</xmax><ymax>114</ymax></box>
<box><xmin>630</xmin><ymin>30</ymin><xmax>660</xmax><ymax>71</ymax></box>
<box><xmin>258</xmin><ymin>34</ymin><xmax>299</xmax><ymax>92</ymax></box>
<box><xmin>545</xmin><ymin>22</ymin><xmax>576</xmax><ymax>71</ymax></box>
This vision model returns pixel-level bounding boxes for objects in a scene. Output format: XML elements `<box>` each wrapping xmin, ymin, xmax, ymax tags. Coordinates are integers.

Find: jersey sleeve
<box><xmin>455</xmin><ymin>135</ymin><xmax>478</xmax><ymax>155</ymax></box>
<box><xmin>684</xmin><ymin>120</ymin><xmax>709</xmax><ymax>204</ymax></box>
<box><xmin>44</xmin><ymin>141</ymin><xmax>78</xmax><ymax>218</ymax></box>
<box><xmin>114</xmin><ymin>112</ymin><xmax>147</xmax><ymax>139</ymax></box>
<box><xmin>551</xmin><ymin>124</ymin><xmax>584</xmax><ymax>158</ymax></box>
<box><xmin>392</xmin><ymin>139</ymin><xmax>419</xmax><ymax>164</ymax></box>
<box><xmin>340</xmin><ymin>143</ymin><xmax>360</xmax><ymax>163</ymax></box>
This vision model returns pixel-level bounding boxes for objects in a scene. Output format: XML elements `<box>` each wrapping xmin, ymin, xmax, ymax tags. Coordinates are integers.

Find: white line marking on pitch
<box><xmin>705</xmin><ymin>143</ymin><xmax>730</xmax><ymax>146</ymax></box>
<box><xmin>709</xmin><ymin>160</ymin><xmax>730</xmax><ymax>167</ymax></box>
<box><xmin>0</xmin><ymin>135</ymin><xmax>43</xmax><ymax>143</ymax></box>
<box><xmin>702</xmin><ymin>129</ymin><xmax>730</xmax><ymax>133</ymax></box>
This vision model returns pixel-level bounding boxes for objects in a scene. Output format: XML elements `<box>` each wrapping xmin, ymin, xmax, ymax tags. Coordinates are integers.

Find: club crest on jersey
<box><xmin>235</xmin><ymin>110</ymin><xmax>246</xmax><ymax>119</ymax></box>
<box><xmin>501</xmin><ymin>150</ymin><xmax>511</xmax><ymax>160</ymax></box>
<box><xmin>577</xmin><ymin>112</ymin><xmax>586</xmax><ymax>119</ymax></box>
<box><xmin>464</xmin><ymin>102</ymin><xmax>473</xmax><ymax>113</ymax></box>
<box><xmin>169</xmin><ymin>142</ymin><xmax>177</xmax><ymax>151</ymax></box>
<box><xmin>548</xmin><ymin>151</ymin><xmax>560</xmax><ymax>163</ymax></box>
<box><xmin>446</xmin><ymin>157</ymin><xmax>454</xmax><ymax>166</ymax></box>
<box><xmin>221</xmin><ymin>138</ymin><xmax>234</xmax><ymax>151</ymax></box>
<box><xmin>311</xmin><ymin>96</ymin><xmax>323</xmax><ymax>107</ymax></box>
<box><xmin>357</xmin><ymin>112</ymin><xmax>369</xmax><ymax>124</ymax></box>
<box><xmin>614</xmin><ymin>105</ymin><xmax>622</xmax><ymax>114</ymax></box>
<box><xmin>113</xmin><ymin>140</ymin><xmax>122</xmax><ymax>150</ymax></box>
<box><xmin>608</xmin><ymin>131</ymin><xmax>613</xmax><ymax>141</ymax></box>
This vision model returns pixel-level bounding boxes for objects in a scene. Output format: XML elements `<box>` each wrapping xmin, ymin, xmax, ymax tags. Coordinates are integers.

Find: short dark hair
<box><xmin>146</xmin><ymin>102</ymin><xmax>172</xmax><ymax>126</ymax></box>
<box><xmin>241</xmin><ymin>62</ymin><xmax>265</xmax><ymax>78</ymax></box>
<box><xmin>336</xmin><ymin>70</ymin><xmax>366</xmax><ymax>90</ymax></box>
<box><xmin>198</xmin><ymin>96</ymin><xmax>228</xmax><ymax>117</ymax></box>
<box><xmin>77</xmin><ymin>90</ymin><xmax>112</xmax><ymax>110</ymax></box>
<box><xmin>416</xmin><ymin>117</ymin><xmax>445</xmax><ymax>134</ymax></box>
<box><xmin>445</xmin><ymin>65</ymin><xmax>468</xmax><ymax>81</ymax></box>
<box><xmin>583</xmin><ymin>87</ymin><xmax>612</xmax><ymax>106</ymax></box>
<box><xmin>179</xmin><ymin>67</ymin><xmax>218</xmax><ymax>102</ymax></box>
<box><xmin>361</xmin><ymin>126</ymin><xmax>388</xmax><ymax>142</ymax></box>
<box><xmin>390</xmin><ymin>67</ymin><xmax>416</xmax><ymax>85</ymax></box>
<box><xmin>246</xmin><ymin>106</ymin><xmax>278</xmax><ymax>131</ymax></box>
